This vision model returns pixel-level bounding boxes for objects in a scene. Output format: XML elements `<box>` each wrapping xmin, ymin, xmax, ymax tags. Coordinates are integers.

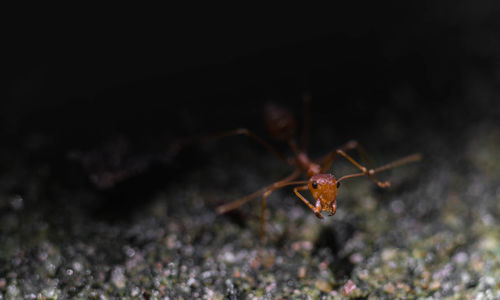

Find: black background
<box><xmin>5</xmin><ymin>2</ymin><xmax>500</xmax><ymax>210</ymax></box>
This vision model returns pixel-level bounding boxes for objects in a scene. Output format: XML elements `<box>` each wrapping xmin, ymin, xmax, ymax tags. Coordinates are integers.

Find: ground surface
<box><xmin>1</xmin><ymin>111</ymin><xmax>499</xmax><ymax>299</ymax></box>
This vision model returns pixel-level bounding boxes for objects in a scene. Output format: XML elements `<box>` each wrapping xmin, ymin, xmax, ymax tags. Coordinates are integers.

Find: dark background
<box><xmin>4</xmin><ymin>2</ymin><xmax>500</xmax><ymax>213</ymax></box>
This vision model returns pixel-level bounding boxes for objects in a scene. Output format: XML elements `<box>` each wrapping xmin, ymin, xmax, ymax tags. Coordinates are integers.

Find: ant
<box><xmin>209</xmin><ymin>95</ymin><xmax>421</xmax><ymax>242</ymax></box>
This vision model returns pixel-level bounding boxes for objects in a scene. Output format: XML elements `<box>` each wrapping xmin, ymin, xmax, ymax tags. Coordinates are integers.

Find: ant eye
<box><xmin>312</xmin><ymin>181</ymin><xmax>318</xmax><ymax>189</ymax></box>
<box><xmin>337</xmin><ymin>182</ymin><xmax>341</xmax><ymax>188</ymax></box>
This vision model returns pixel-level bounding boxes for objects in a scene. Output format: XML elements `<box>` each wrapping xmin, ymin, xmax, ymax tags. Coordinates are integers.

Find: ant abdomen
<box><xmin>264</xmin><ymin>103</ymin><xmax>296</xmax><ymax>142</ymax></box>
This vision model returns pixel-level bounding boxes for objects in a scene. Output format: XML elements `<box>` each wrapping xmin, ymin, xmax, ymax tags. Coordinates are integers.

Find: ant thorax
<box><xmin>294</xmin><ymin>152</ymin><xmax>320</xmax><ymax>177</ymax></box>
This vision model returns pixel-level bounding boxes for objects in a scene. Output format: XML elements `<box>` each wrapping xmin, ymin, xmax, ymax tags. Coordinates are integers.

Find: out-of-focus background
<box><xmin>3</xmin><ymin>3</ymin><xmax>500</xmax><ymax>298</ymax></box>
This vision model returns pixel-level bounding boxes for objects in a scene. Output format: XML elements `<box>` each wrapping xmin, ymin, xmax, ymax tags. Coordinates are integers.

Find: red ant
<box><xmin>210</xmin><ymin>95</ymin><xmax>421</xmax><ymax>241</ymax></box>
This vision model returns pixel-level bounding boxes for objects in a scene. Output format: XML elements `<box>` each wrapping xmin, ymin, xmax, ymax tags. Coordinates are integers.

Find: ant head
<box><xmin>309</xmin><ymin>174</ymin><xmax>339</xmax><ymax>215</ymax></box>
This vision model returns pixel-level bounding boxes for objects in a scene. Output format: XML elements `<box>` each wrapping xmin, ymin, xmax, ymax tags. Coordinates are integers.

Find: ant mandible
<box><xmin>212</xmin><ymin>94</ymin><xmax>421</xmax><ymax>241</ymax></box>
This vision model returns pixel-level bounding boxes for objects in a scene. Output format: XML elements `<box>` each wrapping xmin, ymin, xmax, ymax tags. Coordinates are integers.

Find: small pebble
<box><xmin>349</xmin><ymin>252</ymin><xmax>363</xmax><ymax>264</ymax></box>
<box><xmin>111</xmin><ymin>267</ymin><xmax>126</xmax><ymax>289</ymax></box>
<box><xmin>298</xmin><ymin>266</ymin><xmax>306</xmax><ymax>278</ymax></box>
<box><xmin>384</xmin><ymin>282</ymin><xmax>395</xmax><ymax>294</ymax></box>
<box><xmin>429</xmin><ymin>281</ymin><xmax>441</xmax><ymax>291</ymax></box>
<box><xmin>315</xmin><ymin>279</ymin><xmax>332</xmax><ymax>293</ymax></box>
<box><xmin>396</xmin><ymin>282</ymin><xmax>411</xmax><ymax>293</ymax></box>
<box><xmin>342</xmin><ymin>280</ymin><xmax>357</xmax><ymax>296</ymax></box>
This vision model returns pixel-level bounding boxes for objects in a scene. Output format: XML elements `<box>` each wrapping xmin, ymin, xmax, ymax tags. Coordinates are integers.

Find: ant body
<box><xmin>211</xmin><ymin>95</ymin><xmax>421</xmax><ymax>241</ymax></box>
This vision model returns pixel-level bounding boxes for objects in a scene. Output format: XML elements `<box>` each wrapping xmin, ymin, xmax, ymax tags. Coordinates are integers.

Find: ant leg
<box><xmin>216</xmin><ymin>169</ymin><xmax>301</xmax><ymax>215</ymax></box>
<box><xmin>208</xmin><ymin>128</ymin><xmax>290</xmax><ymax>165</ymax></box>
<box><xmin>257</xmin><ymin>177</ymin><xmax>309</xmax><ymax>243</ymax></box>
<box><xmin>172</xmin><ymin>128</ymin><xmax>290</xmax><ymax>165</ymax></box>
<box><xmin>337</xmin><ymin>153</ymin><xmax>422</xmax><ymax>184</ymax></box>
<box><xmin>335</xmin><ymin>149</ymin><xmax>391</xmax><ymax>188</ymax></box>
<box><xmin>319</xmin><ymin>140</ymin><xmax>374</xmax><ymax>173</ymax></box>
<box><xmin>372</xmin><ymin>153</ymin><xmax>422</xmax><ymax>173</ymax></box>
<box><xmin>260</xmin><ymin>189</ymin><xmax>273</xmax><ymax>243</ymax></box>
<box><xmin>294</xmin><ymin>185</ymin><xmax>324</xmax><ymax>219</ymax></box>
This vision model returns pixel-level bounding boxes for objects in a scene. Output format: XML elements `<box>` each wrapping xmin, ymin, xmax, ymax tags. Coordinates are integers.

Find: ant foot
<box><xmin>378</xmin><ymin>181</ymin><xmax>391</xmax><ymax>188</ymax></box>
<box><xmin>315</xmin><ymin>212</ymin><xmax>324</xmax><ymax>219</ymax></box>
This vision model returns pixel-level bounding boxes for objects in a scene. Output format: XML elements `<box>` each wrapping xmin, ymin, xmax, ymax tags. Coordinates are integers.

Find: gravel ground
<box><xmin>1</xmin><ymin>113</ymin><xmax>499</xmax><ymax>299</ymax></box>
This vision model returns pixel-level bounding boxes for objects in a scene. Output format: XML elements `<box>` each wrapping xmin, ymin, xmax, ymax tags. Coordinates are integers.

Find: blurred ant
<box><xmin>212</xmin><ymin>94</ymin><xmax>421</xmax><ymax>241</ymax></box>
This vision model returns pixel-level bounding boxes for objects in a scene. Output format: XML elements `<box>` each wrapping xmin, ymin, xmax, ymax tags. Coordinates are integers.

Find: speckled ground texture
<box><xmin>1</xmin><ymin>103</ymin><xmax>500</xmax><ymax>300</ymax></box>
